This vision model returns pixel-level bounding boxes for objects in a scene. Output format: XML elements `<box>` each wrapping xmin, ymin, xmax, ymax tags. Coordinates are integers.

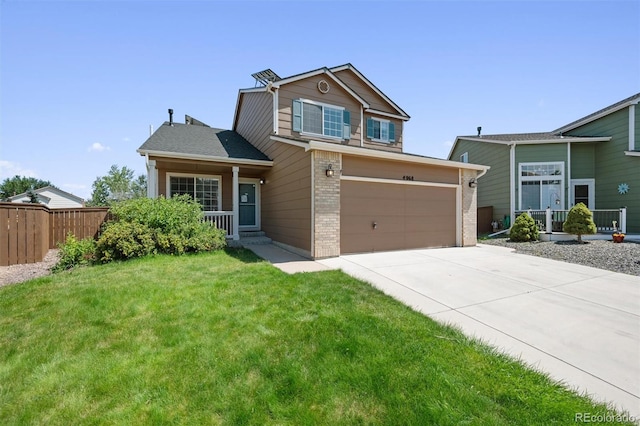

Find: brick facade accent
<box><xmin>461</xmin><ymin>169</ymin><xmax>478</xmax><ymax>246</ymax></box>
<box><xmin>312</xmin><ymin>151</ymin><xmax>341</xmax><ymax>258</ymax></box>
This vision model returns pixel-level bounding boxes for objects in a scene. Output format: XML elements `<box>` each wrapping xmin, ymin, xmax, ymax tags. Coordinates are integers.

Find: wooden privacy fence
<box><xmin>0</xmin><ymin>203</ymin><xmax>111</xmax><ymax>266</ymax></box>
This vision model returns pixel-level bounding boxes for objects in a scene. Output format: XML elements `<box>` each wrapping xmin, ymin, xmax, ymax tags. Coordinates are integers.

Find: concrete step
<box><xmin>239</xmin><ymin>236</ymin><xmax>273</xmax><ymax>245</ymax></box>
<box><xmin>239</xmin><ymin>231</ymin><xmax>266</xmax><ymax>238</ymax></box>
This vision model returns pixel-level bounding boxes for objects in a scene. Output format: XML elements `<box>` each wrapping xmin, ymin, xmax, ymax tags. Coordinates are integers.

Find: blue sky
<box><xmin>1</xmin><ymin>0</ymin><xmax>638</xmax><ymax>200</ymax></box>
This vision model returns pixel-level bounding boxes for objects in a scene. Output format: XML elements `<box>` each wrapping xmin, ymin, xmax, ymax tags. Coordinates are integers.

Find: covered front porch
<box><xmin>145</xmin><ymin>157</ymin><xmax>272</xmax><ymax>241</ymax></box>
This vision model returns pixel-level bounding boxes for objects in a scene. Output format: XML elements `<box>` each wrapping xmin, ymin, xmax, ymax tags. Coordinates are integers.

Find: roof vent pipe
<box><xmin>477</xmin><ymin>126</ymin><xmax>482</xmax><ymax>137</ymax></box>
<box><xmin>168</xmin><ymin>109</ymin><xmax>174</xmax><ymax>126</ymax></box>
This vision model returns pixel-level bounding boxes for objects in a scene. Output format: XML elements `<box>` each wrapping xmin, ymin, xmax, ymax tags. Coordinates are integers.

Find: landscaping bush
<box><xmin>53</xmin><ymin>233</ymin><xmax>97</xmax><ymax>271</ymax></box>
<box><xmin>563</xmin><ymin>203</ymin><xmax>597</xmax><ymax>243</ymax></box>
<box><xmin>96</xmin><ymin>195</ymin><xmax>226</xmax><ymax>262</ymax></box>
<box><xmin>509</xmin><ymin>213</ymin><xmax>539</xmax><ymax>242</ymax></box>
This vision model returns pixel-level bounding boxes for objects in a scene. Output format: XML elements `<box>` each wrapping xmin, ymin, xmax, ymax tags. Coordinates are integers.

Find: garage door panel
<box><xmin>341</xmin><ymin>181</ymin><xmax>457</xmax><ymax>254</ymax></box>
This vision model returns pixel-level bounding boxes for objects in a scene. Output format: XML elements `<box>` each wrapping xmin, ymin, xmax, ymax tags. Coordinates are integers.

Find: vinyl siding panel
<box><xmin>342</xmin><ymin>156</ymin><xmax>458</xmax><ymax>184</ymax></box>
<box><xmin>235</xmin><ymin>91</ymin><xmax>273</xmax><ymax>153</ymax></box>
<box><xmin>260</xmin><ymin>143</ymin><xmax>312</xmax><ymax>252</ymax></box>
<box><xmin>332</xmin><ymin>69</ymin><xmax>400</xmax><ymax>115</ymax></box>
<box><xmin>565</xmin><ymin>108</ymin><xmax>640</xmax><ymax>232</ymax></box>
<box><xmin>570</xmin><ymin>144</ymin><xmax>596</xmax><ymax>179</ymax></box>
<box><xmin>449</xmin><ymin>139</ymin><xmax>511</xmax><ymax>224</ymax></box>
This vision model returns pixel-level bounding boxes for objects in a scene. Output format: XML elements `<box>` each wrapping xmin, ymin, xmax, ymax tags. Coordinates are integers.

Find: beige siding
<box><xmin>362</xmin><ymin>117</ymin><xmax>403</xmax><ymax>152</ymax></box>
<box><xmin>277</xmin><ymin>78</ymin><xmax>362</xmax><ymax>146</ymax></box>
<box><xmin>342</xmin><ymin>155</ymin><xmax>459</xmax><ymax>184</ymax></box>
<box><xmin>333</xmin><ymin>69</ymin><xmax>400</xmax><ymax>115</ymax></box>
<box><xmin>235</xmin><ymin>91</ymin><xmax>273</xmax><ymax>153</ymax></box>
<box><xmin>260</xmin><ymin>143</ymin><xmax>312</xmax><ymax>252</ymax></box>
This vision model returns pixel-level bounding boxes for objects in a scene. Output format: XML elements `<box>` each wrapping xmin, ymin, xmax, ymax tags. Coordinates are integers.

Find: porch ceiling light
<box><xmin>325</xmin><ymin>164</ymin><xmax>334</xmax><ymax>178</ymax></box>
<box><xmin>469</xmin><ymin>178</ymin><xmax>477</xmax><ymax>188</ymax></box>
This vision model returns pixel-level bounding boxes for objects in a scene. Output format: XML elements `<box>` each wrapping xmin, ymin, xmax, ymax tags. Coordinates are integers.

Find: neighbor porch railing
<box><xmin>515</xmin><ymin>207</ymin><xmax>627</xmax><ymax>234</ymax></box>
<box><xmin>203</xmin><ymin>211</ymin><xmax>234</xmax><ymax>238</ymax></box>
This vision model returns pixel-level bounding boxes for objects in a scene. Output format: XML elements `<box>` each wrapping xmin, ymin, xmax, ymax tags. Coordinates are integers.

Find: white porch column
<box><xmin>147</xmin><ymin>159</ymin><xmax>157</xmax><ymax>199</ymax></box>
<box><xmin>232</xmin><ymin>166</ymin><xmax>240</xmax><ymax>241</ymax></box>
<box><xmin>620</xmin><ymin>207</ymin><xmax>627</xmax><ymax>234</ymax></box>
<box><xmin>545</xmin><ymin>207</ymin><xmax>552</xmax><ymax>234</ymax></box>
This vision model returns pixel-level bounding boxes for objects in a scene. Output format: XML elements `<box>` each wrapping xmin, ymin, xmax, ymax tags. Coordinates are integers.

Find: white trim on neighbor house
<box><xmin>570</xmin><ymin>178</ymin><xmax>595</xmax><ymax>210</ymax></box>
<box><xmin>509</xmin><ymin>143</ymin><xmax>516</xmax><ymax>226</ymax></box>
<box><xmin>329</xmin><ymin>64</ymin><xmax>410</xmax><ymax>119</ymax></box>
<box><xmin>310</xmin><ymin>152</ymin><xmax>315</xmax><ymax>257</ymax></box>
<box><xmin>555</xmin><ymin>98</ymin><xmax>640</xmax><ymax>134</ymax></box>
<box><xmin>518</xmin><ymin>162</ymin><xmax>565</xmax><ymax>211</ymax></box>
<box><xmin>624</xmin><ymin>150</ymin><xmax>640</xmax><ymax>156</ymax></box>
<box><xmin>629</xmin><ymin>104</ymin><xmax>636</xmax><ymax>151</ymax></box>
<box><xmin>447</xmin><ymin>135</ymin><xmax>611</xmax><ymax>161</ymax></box>
<box><xmin>166</xmin><ymin>172</ymin><xmax>223</xmax><ymax>212</ymax></box>
<box><xmin>137</xmin><ymin>149</ymin><xmax>274</xmax><ymax>167</ymax></box>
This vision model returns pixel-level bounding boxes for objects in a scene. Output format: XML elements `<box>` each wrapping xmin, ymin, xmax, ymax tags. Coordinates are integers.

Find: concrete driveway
<box><xmin>317</xmin><ymin>244</ymin><xmax>640</xmax><ymax>418</ymax></box>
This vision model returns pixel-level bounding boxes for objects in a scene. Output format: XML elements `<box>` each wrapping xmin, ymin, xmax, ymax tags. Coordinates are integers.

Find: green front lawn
<box><xmin>0</xmin><ymin>249</ymin><xmax>632</xmax><ymax>425</ymax></box>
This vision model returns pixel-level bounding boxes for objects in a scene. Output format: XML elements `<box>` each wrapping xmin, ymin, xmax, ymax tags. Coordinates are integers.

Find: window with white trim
<box><xmin>292</xmin><ymin>99</ymin><xmax>350</xmax><ymax>140</ymax></box>
<box><xmin>168</xmin><ymin>174</ymin><xmax>221</xmax><ymax>212</ymax></box>
<box><xmin>366</xmin><ymin>117</ymin><xmax>395</xmax><ymax>143</ymax></box>
<box><xmin>460</xmin><ymin>152</ymin><xmax>469</xmax><ymax>163</ymax></box>
<box><xmin>518</xmin><ymin>162</ymin><xmax>564</xmax><ymax>210</ymax></box>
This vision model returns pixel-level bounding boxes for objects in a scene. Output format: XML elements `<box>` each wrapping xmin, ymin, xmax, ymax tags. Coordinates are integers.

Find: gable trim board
<box><xmin>136</xmin><ymin>149</ymin><xmax>274</xmax><ymax>167</ymax></box>
<box><xmin>553</xmin><ymin>94</ymin><xmax>640</xmax><ymax>135</ymax></box>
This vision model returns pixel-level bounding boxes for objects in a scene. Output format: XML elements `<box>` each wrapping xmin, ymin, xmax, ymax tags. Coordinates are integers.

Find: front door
<box><xmin>570</xmin><ymin>179</ymin><xmax>595</xmax><ymax>210</ymax></box>
<box><xmin>239</xmin><ymin>179</ymin><xmax>260</xmax><ymax>230</ymax></box>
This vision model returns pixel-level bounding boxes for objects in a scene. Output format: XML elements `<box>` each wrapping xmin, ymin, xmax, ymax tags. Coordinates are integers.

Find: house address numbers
<box><xmin>402</xmin><ymin>175</ymin><xmax>414</xmax><ymax>181</ymax></box>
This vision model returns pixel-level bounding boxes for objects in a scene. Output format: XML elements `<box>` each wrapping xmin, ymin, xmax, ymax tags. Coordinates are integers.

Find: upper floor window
<box><xmin>366</xmin><ymin>118</ymin><xmax>395</xmax><ymax>143</ymax></box>
<box><xmin>460</xmin><ymin>152</ymin><xmax>469</xmax><ymax>163</ymax></box>
<box><xmin>293</xmin><ymin>99</ymin><xmax>350</xmax><ymax>140</ymax></box>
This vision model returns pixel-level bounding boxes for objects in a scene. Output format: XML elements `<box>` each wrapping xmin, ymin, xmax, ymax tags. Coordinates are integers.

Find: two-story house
<box><xmin>138</xmin><ymin>64</ymin><xmax>488</xmax><ymax>258</ymax></box>
<box><xmin>448</xmin><ymin>93</ymin><xmax>639</xmax><ymax>235</ymax></box>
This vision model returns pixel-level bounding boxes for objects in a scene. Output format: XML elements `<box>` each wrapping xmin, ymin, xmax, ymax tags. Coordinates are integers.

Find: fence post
<box><xmin>546</xmin><ymin>208</ymin><xmax>552</xmax><ymax>234</ymax></box>
<box><xmin>620</xmin><ymin>207</ymin><xmax>627</xmax><ymax>234</ymax></box>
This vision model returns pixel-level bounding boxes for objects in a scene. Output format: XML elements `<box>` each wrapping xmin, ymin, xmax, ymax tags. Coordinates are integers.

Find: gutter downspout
<box><xmin>267</xmin><ymin>82</ymin><xmax>278</xmax><ymax>135</ymax></box>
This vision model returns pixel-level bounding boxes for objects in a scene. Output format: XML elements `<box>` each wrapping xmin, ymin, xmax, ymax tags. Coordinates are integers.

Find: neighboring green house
<box><xmin>448</xmin><ymin>93</ymin><xmax>640</xmax><ymax>234</ymax></box>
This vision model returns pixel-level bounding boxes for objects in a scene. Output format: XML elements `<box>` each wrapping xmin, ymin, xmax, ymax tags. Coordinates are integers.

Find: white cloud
<box><xmin>122</xmin><ymin>137</ymin><xmax>131</xmax><ymax>142</ymax></box>
<box><xmin>88</xmin><ymin>142</ymin><xmax>110</xmax><ymax>152</ymax></box>
<box><xmin>0</xmin><ymin>160</ymin><xmax>39</xmax><ymax>180</ymax></box>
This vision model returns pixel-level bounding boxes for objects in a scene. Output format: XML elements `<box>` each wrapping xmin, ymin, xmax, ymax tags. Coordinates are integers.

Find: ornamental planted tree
<box><xmin>563</xmin><ymin>203</ymin><xmax>597</xmax><ymax>243</ymax></box>
<box><xmin>509</xmin><ymin>213</ymin><xmax>539</xmax><ymax>242</ymax></box>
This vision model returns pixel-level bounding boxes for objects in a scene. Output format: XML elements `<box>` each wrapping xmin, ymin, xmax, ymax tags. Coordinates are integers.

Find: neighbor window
<box><xmin>168</xmin><ymin>174</ymin><xmax>221</xmax><ymax>212</ymax></box>
<box><xmin>366</xmin><ymin>117</ymin><xmax>395</xmax><ymax>143</ymax></box>
<box><xmin>293</xmin><ymin>99</ymin><xmax>350</xmax><ymax>140</ymax></box>
<box><xmin>518</xmin><ymin>162</ymin><xmax>564</xmax><ymax>210</ymax></box>
<box><xmin>460</xmin><ymin>152</ymin><xmax>469</xmax><ymax>163</ymax></box>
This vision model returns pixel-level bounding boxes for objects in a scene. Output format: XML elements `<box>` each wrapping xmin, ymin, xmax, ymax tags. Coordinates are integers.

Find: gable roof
<box><xmin>7</xmin><ymin>186</ymin><xmax>84</xmax><ymax>204</ymax></box>
<box><xmin>237</xmin><ymin>64</ymin><xmax>410</xmax><ymax>121</ymax></box>
<box><xmin>554</xmin><ymin>92</ymin><xmax>640</xmax><ymax>134</ymax></box>
<box><xmin>137</xmin><ymin>122</ymin><xmax>272</xmax><ymax>165</ymax></box>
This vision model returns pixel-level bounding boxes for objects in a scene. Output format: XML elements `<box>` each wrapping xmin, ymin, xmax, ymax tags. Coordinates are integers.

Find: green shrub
<box><xmin>53</xmin><ymin>233</ymin><xmax>97</xmax><ymax>272</ymax></box>
<box><xmin>96</xmin><ymin>196</ymin><xmax>226</xmax><ymax>262</ymax></box>
<box><xmin>96</xmin><ymin>221</ymin><xmax>156</xmax><ymax>262</ymax></box>
<box><xmin>563</xmin><ymin>203</ymin><xmax>597</xmax><ymax>243</ymax></box>
<box><xmin>509</xmin><ymin>213</ymin><xmax>539</xmax><ymax>242</ymax></box>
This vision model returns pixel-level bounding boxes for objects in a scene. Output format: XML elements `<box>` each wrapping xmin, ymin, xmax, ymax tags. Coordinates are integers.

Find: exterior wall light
<box><xmin>469</xmin><ymin>178</ymin><xmax>478</xmax><ymax>188</ymax></box>
<box><xmin>325</xmin><ymin>164</ymin><xmax>334</xmax><ymax>177</ymax></box>
<box><xmin>259</xmin><ymin>178</ymin><xmax>265</xmax><ymax>185</ymax></box>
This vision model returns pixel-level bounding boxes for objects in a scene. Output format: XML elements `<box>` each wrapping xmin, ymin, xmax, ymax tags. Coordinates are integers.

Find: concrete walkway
<box><xmin>245</xmin><ymin>242</ymin><xmax>640</xmax><ymax>417</ymax></box>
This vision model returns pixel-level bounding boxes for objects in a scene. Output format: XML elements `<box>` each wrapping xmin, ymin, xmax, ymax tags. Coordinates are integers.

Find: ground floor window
<box><xmin>168</xmin><ymin>174</ymin><xmax>221</xmax><ymax>211</ymax></box>
<box><xmin>519</xmin><ymin>162</ymin><xmax>564</xmax><ymax>210</ymax></box>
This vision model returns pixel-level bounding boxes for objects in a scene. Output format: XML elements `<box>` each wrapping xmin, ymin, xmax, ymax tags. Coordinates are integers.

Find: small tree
<box><xmin>563</xmin><ymin>203</ymin><xmax>596</xmax><ymax>243</ymax></box>
<box><xmin>509</xmin><ymin>213</ymin><xmax>539</xmax><ymax>242</ymax></box>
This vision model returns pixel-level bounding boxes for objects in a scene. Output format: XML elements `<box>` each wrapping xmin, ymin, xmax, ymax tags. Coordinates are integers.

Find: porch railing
<box><xmin>203</xmin><ymin>211</ymin><xmax>233</xmax><ymax>237</ymax></box>
<box><xmin>515</xmin><ymin>207</ymin><xmax>627</xmax><ymax>233</ymax></box>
